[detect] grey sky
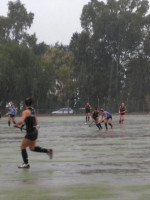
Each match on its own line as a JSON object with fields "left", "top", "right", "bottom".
{"left": 1, "top": 0, "right": 93, "bottom": 45}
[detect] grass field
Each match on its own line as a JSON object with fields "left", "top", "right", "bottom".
{"left": 1, "top": 114, "right": 150, "bottom": 200}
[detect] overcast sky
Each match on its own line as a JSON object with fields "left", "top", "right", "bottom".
{"left": 1, "top": 0, "right": 94, "bottom": 45}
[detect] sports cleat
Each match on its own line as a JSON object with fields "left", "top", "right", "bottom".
{"left": 48, "top": 149, "right": 53, "bottom": 159}
{"left": 18, "top": 163, "right": 30, "bottom": 168}
{"left": 111, "top": 126, "right": 114, "bottom": 129}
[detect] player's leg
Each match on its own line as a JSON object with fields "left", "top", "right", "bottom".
{"left": 108, "top": 117, "right": 113, "bottom": 129}
{"left": 121, "top": 115, "right": 125, "bottom": 124}
{"left": 95, "top": 118, "right": 102, "bottom": 130}
{"left": 30, "top": 140, "right": 53, "bottom": 159}
{"left": 8, "top": 115, "right": 11, "bottom": 126}
{"left": 119, "top": 115, "right": 121, "bottom": 125}
{"left": 18, "top": 138, "right": 30, "bottom": 168}
{"left": 12, "top": 116, "right": 16, "bottom": 124}
{"left": 87, "top": 113, "right": 90, "bottom": 122}
{"left": 104, "top": 118, "right": 108, "bottom": 130}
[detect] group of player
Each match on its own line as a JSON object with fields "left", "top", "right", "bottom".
{"left": 85, "top": 102, "right": 127, "bottom": 130}
{"left": 0, "top": 100, "right": 126, "bottom": 169}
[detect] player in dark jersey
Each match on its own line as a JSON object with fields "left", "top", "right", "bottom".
{"left": 119, "top": 103, "right": 127, "bottom": 125}
{"left": 100, "top": 108, "right": 113, "bottom": 130}
{"left": 85, "top": 103, "right": 92, "bottom": 124}
{"left": 14, "top": 97, "right": 53, "bottom": 168}
{"left": 91, "top": 108, "right": 102, "bottom": 130}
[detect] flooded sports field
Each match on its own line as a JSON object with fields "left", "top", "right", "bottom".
{"left": 1, "top": 114, "right": 150, "bottom": 200}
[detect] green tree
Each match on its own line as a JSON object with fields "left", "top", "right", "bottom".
{"left": 0, "top": 41, "right": 55, "bottom": 113}
{"left": 70, "top": 0, "right": 150, "bottom": 111}
{"left": 0, "top": 1, "right": 56, "bottom": 113}
{"left": 43, "top": 45, "right": 76, "bottom": 108}
{"left": 0, "top": 0, "right": 36, "bottom": 46}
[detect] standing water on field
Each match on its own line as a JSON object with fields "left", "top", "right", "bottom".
{"left": 0, "top": 114, "right": 150, "bottom": 200}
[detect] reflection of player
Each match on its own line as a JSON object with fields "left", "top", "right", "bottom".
{"left": 91, "top": 108, "right": 102, "bottom": 130}
{"left": 8, "top": 104, "right": 17, "bottom": 126}
{"left": 100, "top": 109, "right": 113, "bottom": 131}
{"left": 85, "top": 103, "right": 92, "bottom": 124}
{"left": 14, "top": 97, "right": 53, "bottom": 169}
{"left": 119, "top": 103, "right": 127, "bottom": 125}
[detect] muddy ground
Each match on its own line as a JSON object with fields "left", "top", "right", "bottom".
{"left": 0, "top": 114, "right": 150, "bottom": 200}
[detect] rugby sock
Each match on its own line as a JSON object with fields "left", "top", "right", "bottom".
{"left": 98, "top": 123, "right": 102, "bottom": 129}
{"left": 108, "top": 123, "right": 112, "bottom": 127}
{"left": 34, "top": 146, "right": 48, "bottom": 153}
{"left": 119, "top": 120, "right": 121, "bottom": 124}
{"left": 121, "top": 120, "right": 124, "bottom": 124}
{"left": 8, "top": 121, "right": 10, "bottom": 126}
{"left": 96, "top": 124, "right": 101, "bottom": 130}
{"left": 86, "top": 116, "right": 88, "bottom": 122}
{"left": 22, "top": 149, "right": 28, "bottom": 164}
{"left": 105, "top": 123, "right": 108, "bottom": 129}
{"left": 88, "top": 116, "right": 90, "bottom": 122}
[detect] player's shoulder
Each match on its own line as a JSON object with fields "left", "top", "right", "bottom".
{"left": 23, "top": 109, "right": 31, "bottom": 115}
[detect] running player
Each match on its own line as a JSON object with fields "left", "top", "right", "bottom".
{"left": 8, "top": 104, "right": 17, "bottom": 126}
{"left": 14, "top": 97, "right": 53, "bottom": 168}
{"left": 91, "top": 108, "right": 102, "bottom": 130}
{"left": 85, "top": 102, "right": 92, "bottom": 124}
{"left": 119, "top": 102, "right": 127, "bottom": 125}
{"left": 100, "top": 108, "right": 113, "bottom": 130}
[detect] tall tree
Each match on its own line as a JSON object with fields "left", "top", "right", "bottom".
{"left": 0, "top": 41, "right": 55, "bottom": 113}
{"left": 70, "top": 0, "right": 150, "bottom": 111}
{"left": 43, "top": 45, "right": 76, "bottom": 108}
{"left": 0, "top": 0, "right": 36, "bottom": 46}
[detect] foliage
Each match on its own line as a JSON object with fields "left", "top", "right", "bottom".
{"left": 0, "top": 41, "right": 55, "bottom": 113}
{"left": 70, "top": 0, "right": 150, "bottom": 112}
{"left": 0, "top": 0, "right": 35, "bottom": 45}
{"left": 43, "top": 45, "right": 76, "bottom": 108}
{"left": 1, "top": 0, "right": 150, "bottom": 113}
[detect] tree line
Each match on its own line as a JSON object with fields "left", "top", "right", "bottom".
{"left": 1, "top": 0, "right": 150, "bottom": 114}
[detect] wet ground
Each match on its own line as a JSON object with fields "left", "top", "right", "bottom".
{"left": 1, "top": 114, "right": 150, "bottom": 200}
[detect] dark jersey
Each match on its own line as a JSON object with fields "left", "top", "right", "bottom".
{"left": 85, "top": 105, "right": 91, "bottom": 113}
{"left": 25, "top": 107, "right": 38, "bottom": 141}
{"left": 92, "top": 111, "right": 99, "bottom": 119}
{"left": 119, "top": 106, "right": 126, "bottom": 115}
